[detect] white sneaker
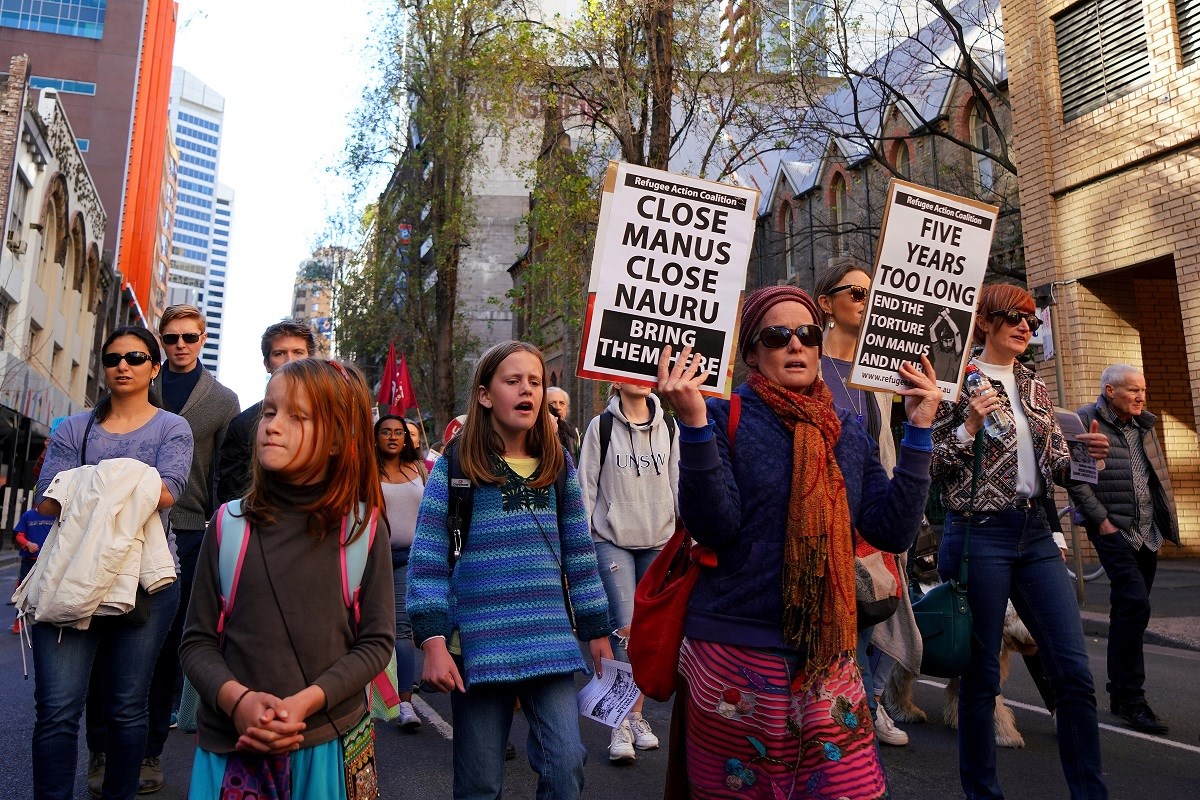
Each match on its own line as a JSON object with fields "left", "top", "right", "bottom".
{"left": 608, "top": 720, "right": 636, "bottom": 763}
{"left": 397, "top": 701, "right": 421, "bottom": 730}
{"left": 874, "top": 704, "right": 909, "bottom": 746}
{"left": 628, "top": 712, "right": 660, "bottom": 750}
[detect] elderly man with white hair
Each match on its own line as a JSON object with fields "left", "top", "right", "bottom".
{"left": 1069, "top": 364, "right": 1178, "bottom": 735}
{"left": 548, "top": 386, "right": 581, "bottom": 463}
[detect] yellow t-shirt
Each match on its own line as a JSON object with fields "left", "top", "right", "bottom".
{"left": 503, "top": 456, "right": 540, "bottom": 479}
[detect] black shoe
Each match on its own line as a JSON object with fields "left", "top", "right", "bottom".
{"left": 505, "top": 742, "right": 517, "bottom": 761}
{"left": 1116, "top": 700, "right": 1169, "bottom": 735}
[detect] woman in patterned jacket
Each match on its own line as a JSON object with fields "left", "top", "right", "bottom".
{"left": 931, "top": 283, "right": 1110, "bottom": 800}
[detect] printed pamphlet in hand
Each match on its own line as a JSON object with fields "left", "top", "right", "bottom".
{"left": 1055, "top": 407, "right": 1098, "bottom": 484}
{"left": 577, "top": 658, "right": 641, "bottom": 728}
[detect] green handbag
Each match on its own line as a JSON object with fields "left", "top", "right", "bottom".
{"left": 912, "top": 432, "right": 982, "bottom": 678}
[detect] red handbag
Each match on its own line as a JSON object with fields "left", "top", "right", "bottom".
{"left": 627, "top": 395, "right": 739, "bottom": 701}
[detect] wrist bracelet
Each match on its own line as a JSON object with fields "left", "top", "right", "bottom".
{"left": 228, "top": 688, "right": 253, "bottom": 720}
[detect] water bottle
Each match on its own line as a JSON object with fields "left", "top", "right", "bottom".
{"left": 964, "top": 364, "right": 1012, "bottom": 439}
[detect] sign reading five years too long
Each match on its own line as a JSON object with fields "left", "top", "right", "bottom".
{"left": 578, "top": 162, "right": 758, "bottom": 398}
{"left": 848, "top": 179, "right": 999, "bottom": 401}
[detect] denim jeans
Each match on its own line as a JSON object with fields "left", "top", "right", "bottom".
{"left": 856, "top": 627, "right": 878, "bottom": 713}
{"left": 142, "top": 527, "right": 202, "bottom": 757}
{"left": 392, "top": 548, "right": 416, "bottom": 694}
{"left": 32, "top": 580, "right": 180, "bottom": 800}
{"left": 941, "top": 508, "right": 1106, "bottom": 800}
{"left": 593, "top": 540, "right": 660, "bottom": 663}
{"left": 1086, "top": 526, "right": 1158, "bottom": 708}
{"left": 450, "top": 666, "right": 586, "bottom": 800}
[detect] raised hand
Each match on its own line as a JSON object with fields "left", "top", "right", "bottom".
{"left": 895, "top": 355, "right": 944, "bottom": 428}
{"left": 656, "top": 345, "right": 709, "bottom": 427}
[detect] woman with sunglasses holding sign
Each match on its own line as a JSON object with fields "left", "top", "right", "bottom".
{"left": 930, "top": 283, "right": 1110, "bottom": 800}
{"left": 656, "top": 286, "right": 941, "bottom": 799}
{"left": 29, "top": 326, "right": 193, "bottom": 800}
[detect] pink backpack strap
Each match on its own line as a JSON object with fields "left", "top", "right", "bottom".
{"left": 214, "top": 500, "right": 252, "bottom": 644}
{"left": 339, "top": 504, "right": 378, "bottom": 630}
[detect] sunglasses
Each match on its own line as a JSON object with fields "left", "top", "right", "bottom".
{"left": 826, "top": 284, "right": 869, "bottom": 302}
{"left": 161, "top": 332, "right": 201, "bottom": 345}
{"left": 753, "top": 324, "right": 824, "bottom": 349}
{"left": 988, "top": 309, "right": 1042, "bottom": 332}
{"left": 102, "top": 351, "right": 153, "bottom": 368}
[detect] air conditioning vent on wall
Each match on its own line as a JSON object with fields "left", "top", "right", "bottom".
{"left": 6, "top": 230, "right": 27, "bottom": 255}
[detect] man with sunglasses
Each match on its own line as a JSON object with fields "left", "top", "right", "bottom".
{"left": 136, "top": 304, "right": 240, "bottom": 793}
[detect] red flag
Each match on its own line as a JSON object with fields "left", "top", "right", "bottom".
{"left": 393, "top": 355, "right": 417, "bottom": 415}
{"left": 377, "top": 342, "right": 398, "bottom": 407}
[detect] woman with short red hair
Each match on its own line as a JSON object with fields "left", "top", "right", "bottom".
{"left": 931, "top": 283, "right": 1110, "bottom": 800}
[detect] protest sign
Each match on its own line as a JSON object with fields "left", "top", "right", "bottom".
{"left": 578, "top": 161, "right": 758, "bottom": 397}
{"left": 848, "top": 179, "right": 999, "bottom": 400}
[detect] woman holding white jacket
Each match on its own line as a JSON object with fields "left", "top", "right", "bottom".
{"left": 29, "top": 325, "right": 192, "bottom": 800}
{"left": 578, "top": 383, "right": 679, "bottom": 764}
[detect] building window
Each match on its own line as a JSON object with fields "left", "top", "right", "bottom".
{"left": 1181, "top": 0, "right": 1200, "bottom": 66}
{"left": 970, "top": 105, "right": 996, "bottom": 194}
{"left": 1054, "top": 0, "right": 1150, "bottom": 121}
{"left": 893, "top": 142, "right": 910, "bottom": 179}
{"left": 0, "top": 0, "right": 106, "bottom": 40}
{"left": 0, "top": 294, "right": 12, "bottom": 348}
{"left": 30, "top": 76, "right": 97, "bottom": 95}
{"left": 783, "top": 205, "right": 797, "bottom": 279}
{"left": 9, "top": 172, "right": 30, "bottom": 237}
{"left": 177, "top": 111, "right": 220, "bottom": 133}
{"left": 831, "top": 174, "right": 848, "bottom": 255}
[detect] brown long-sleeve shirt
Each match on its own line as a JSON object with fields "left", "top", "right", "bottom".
{"left": 180, "top": 479, "right": 395, "bottom": 753}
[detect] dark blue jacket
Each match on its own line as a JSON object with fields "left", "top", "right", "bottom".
{"left": 677, "top": 383, "right": 932, "bottom": 652}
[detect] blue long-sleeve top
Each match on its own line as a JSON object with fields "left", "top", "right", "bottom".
{"left": 678, "top": 383, "right": 933, "bottom": 652}
{"left": 406, "top": 454, "right": 610, "bottom": 686}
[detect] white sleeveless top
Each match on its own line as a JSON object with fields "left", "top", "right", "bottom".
{"left": 381, "top": 477, "right": 425, "bottom": 550}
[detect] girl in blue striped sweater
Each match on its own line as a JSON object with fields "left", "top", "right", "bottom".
{"left": 407, "top": 341, "right": 613, "bottom": 800}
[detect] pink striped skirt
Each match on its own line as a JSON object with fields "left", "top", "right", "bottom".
{"left": 677, "top": 637, "right": 887, "bottom": 800}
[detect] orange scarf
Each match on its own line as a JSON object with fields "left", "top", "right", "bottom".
{"left": 748, "top": 372, "right": 857, "bottom": 670}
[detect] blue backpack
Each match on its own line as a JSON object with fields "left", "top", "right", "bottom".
{"left": 214, "top": 499, "right": 378, "bottom": 642}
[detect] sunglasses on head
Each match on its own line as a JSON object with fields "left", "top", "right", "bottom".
{"left": 102, "top": 351, "right": 153, "bottom": 368}
{"left": 753, "top": 324, "right": 824, "bottom": 349}
{"left": 988, "top": 309, "right": 1041, "bottom": 332}
{"left": 161, "top": 332, "right": 201, "bottom": 345}
{"left": 826, "top": 284, "right": 869, "bottom": 302}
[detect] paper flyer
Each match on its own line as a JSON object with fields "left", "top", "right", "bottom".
{"left": 577, "top": 658, "right": 641, "bottom": 728}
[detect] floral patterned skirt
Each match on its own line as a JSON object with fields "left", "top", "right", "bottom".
{"left": 677, "top": 637, "right": 887, "bottom": 800}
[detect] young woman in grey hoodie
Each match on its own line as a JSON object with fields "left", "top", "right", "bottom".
{"left": 578, "top": 383, "right": 679, "bottom": 764}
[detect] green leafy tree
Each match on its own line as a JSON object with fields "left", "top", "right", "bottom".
{"left": 339, "top": 0, "right": 547, "bottom": 428}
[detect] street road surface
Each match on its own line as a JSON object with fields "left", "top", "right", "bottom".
{"left": 1, "top": 558, "right": 1196, "bottom": 798}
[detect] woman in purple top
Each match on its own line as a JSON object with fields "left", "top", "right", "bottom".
{"left": 31, "top": 326, "right": 193, "bottom": 800}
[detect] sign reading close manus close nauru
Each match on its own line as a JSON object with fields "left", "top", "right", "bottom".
{"left": 848, "top": 178, "right": 1000, "bottom": 401}
{"left": 578, "top": 162, "right": 759, "bottom": 398}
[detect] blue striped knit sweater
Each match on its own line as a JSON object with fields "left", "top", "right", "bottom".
{"left": 407, "top": 454, "right": 610, "bottom": 686}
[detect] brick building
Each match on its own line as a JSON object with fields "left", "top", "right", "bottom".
{"left": 1005, "top": 0, "right": 1200, "bottom": 557}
